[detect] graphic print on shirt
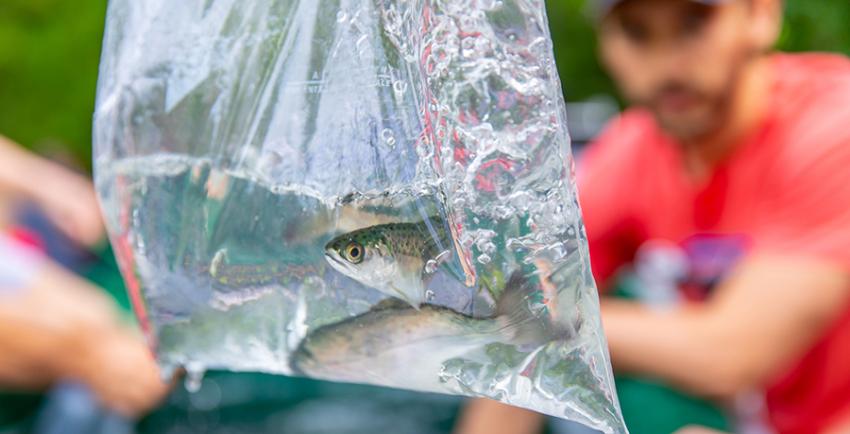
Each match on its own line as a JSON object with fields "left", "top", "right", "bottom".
{"left": 629, "top": 233, "right": 750, "bottom": 305}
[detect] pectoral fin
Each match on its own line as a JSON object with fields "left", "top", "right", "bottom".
{"left": 387, "top": 256, "right": 427, "bottom": 309}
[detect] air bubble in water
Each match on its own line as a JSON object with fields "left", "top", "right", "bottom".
{"left": 477, "top": 254, "right": 491, "bottom": 264}
{"left": 336, "top": 10, "right": 348, "bottom": 23}
{"left": 425, "top": 289, "right": 436, "bottom": 301}
{"left": 425, "top": 259, "right": 439, "bottom": 274}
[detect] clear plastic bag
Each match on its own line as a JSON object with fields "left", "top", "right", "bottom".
{"left": 93, "top": 1, "right": 627, "bottom": 432}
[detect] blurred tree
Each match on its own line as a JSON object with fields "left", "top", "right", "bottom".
{"left": 779, "top": 1, "right": 850, "bottom": 55}
{"left": 545, "top": 0, "right": 850, "bottom": 102}
{"left": 0, "top": 0, "right": 848, "bottom": 168}
{"left": 545, "top": 0, "right": 616, "bottom": 101}
{"left": 0, "top": 0, "right": 107, "bottom": 169}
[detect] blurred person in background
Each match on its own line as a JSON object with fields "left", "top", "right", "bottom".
{"left": 0, "top": 135, "right": 169, "bottom": 419}
{"left": 458, "top": 0, "right": 850, "bottom": 433}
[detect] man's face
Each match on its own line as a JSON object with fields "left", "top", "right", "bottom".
{"left": 599, "top": 0, "right": 758, "bottom": 140}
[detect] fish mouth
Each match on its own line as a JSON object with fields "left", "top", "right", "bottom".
{"left": 324, "top": 250, "right": 350, "bottom": 274}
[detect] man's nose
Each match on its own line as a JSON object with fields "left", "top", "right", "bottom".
{"left": 645, "top": 39, "right": 693, "bottom": 82}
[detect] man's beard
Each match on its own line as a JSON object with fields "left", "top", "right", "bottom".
{"left": 652, "top": 83, "right": 730, "bottom": 141}
{"left": 641, "top": 55, "right": 750, "bottom": 142}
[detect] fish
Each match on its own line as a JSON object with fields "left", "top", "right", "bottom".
{"left": 324, "top": 215, "right": 454, "bottom": 308}
{"left": 290, "top": 272, "right": 550, "bottom": 392}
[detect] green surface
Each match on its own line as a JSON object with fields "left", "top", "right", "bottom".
{"left": 0, "top": 393, "right": 39, "bottom": 434}
{"left": 617, "top": 377, "right": 729, "bottom": 434}
{"left": 610, "top": 276, "right": 730, "bottom": 434}
{"left": 139, "top": 372, "right": 462, "bottom": 434}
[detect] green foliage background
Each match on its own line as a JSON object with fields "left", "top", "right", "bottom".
{"left": 1, "top": 0, "right": 848, "bottom": 169}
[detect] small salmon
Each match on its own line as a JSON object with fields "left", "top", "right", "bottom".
{"left": 324, "top": 216, "right": 453, "bottom": 308}
{"left": 290, "top": 271, "right": 548, "bottom": 392}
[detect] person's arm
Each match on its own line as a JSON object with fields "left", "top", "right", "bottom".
{"left": 0, "top": 135, "right": 104, "bottom": 247}
{"left": 0, "top": 259, "right": 170, "bottom": 417}
{"left": 603, "top": 254, "right": 850, "bottom": 398}
{"left": 454, "top": 399, "right": 544, "bottom": 434}
{"left": 0, "top": 135, "right": 40, "bottom": 199}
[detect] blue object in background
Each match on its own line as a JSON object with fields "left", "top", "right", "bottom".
{"left": 32, "top": 383, "right": 132, "bottom": 434}
{"left": 14, "top": 203, "right": 96, "bottom": 273}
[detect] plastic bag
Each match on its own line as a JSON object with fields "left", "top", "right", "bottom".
{"left": 93, "top": 1, "right": 627, "bottom": 432}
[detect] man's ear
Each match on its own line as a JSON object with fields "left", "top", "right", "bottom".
{"left": 748, "top": 0, "right": 783, "bottom": 52}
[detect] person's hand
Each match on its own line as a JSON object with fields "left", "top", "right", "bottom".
{"left": 454, "top": 399, "right": 544, "bottom": 434}
{"left": 41, "top": 264, "right": 171, "bottom": 418}
{"left": 0, "top": 259, "right": 170, "bottom": 418}
{"left": 66, "top": 326, "right": 171, "bottom": 418}
{"left": 28, "top": 164, "right": 105, "bottom": 247}
{"left": 0, "top": 135, "right": 104, "bottom": 247}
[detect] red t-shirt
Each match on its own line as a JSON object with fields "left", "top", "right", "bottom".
{"left": 577, "top": 53, "right": 850, "bottom": 434}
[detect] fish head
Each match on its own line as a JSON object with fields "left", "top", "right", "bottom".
{"left": 325, "top": 229, "right": 394, "bottom": 283}
{"left": 324, "top": 229, "right": 425, "bottom": 307}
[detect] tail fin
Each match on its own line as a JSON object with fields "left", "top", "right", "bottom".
{"left": 495, "top": 271, "right": 549, "bottom": 345}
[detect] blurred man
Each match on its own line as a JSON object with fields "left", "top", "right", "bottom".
{"left": 458, "top": 0, "right": 850, "bottom": 433}
{"left": 0, "top": 135, "right": 169, "bottom": 418}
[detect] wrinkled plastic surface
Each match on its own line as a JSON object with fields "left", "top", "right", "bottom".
{"left": 93, "top": 1, "right": 626, "bottom": 432}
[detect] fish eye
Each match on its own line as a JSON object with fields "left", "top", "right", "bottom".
{"left": 345, "top": 242, "right": 364, "bottom": 264}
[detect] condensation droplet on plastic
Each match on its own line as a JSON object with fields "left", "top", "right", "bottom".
{"left": 381, "top": 128, "right": 396, "bottom": 148}
{"left": 425, "top": 289, "right": 436, "bottom": 301}
{"left": 506, "top": 238, "right": 522, "bottom": 251}
{"left": 184, "top": 362, "right": 206, "bottom": 393}
{"left": 393, "top": 80, "right": 408, "bottom": 95}
{"left": 355, "top": 34, "right": 369, "bottom": 52}
{"left": 336, "top": 10, "right": 348, "bottom": 23}
{"left": 479, "top": 0, "right": 503, "bottom": 10}
{"left": 416, "top": 143, "right": 431, "bottom": 158}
